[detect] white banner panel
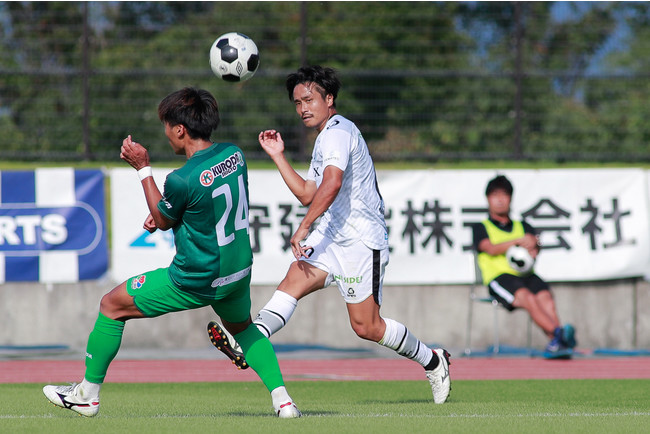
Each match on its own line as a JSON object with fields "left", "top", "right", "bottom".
{"left": 110, "top": 168, "right": 650, "bottom": 285}
{"left": 110, "top": 168, "right": 176, "bottom": 283}
{"left": 377, "top": 168, "right": 650, "bottom": 284}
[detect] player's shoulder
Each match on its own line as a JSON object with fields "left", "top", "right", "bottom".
{"left": 214, "top": 141, "right": 244, "bottom": 154}
{"left": 213, "top": 143, "right": 247, "bottom": 165}
{"left": 521, "top": 219, "right": 536, "bottom": 233}
{"left": 184, "top": 142, "right": 246, "bottom": 174}
{"left": 323, "top": 114, "right": 356, "bottom": 134}
{"left": 473, "top": 220, "right": 488, "bottom": 233}
{"left": 318, "top": 116, "right": 360, "bottom": 150}
{"left": 163, "top": 167, "right": 188, "bottom": 193}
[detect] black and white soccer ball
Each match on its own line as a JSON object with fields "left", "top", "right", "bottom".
{"left": 209, "top": 32, "right": 260, "bottom": 82}
{"left": 506, "top": 245, "right": 535, "bottom": 274}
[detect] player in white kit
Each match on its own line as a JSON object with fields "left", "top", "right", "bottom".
{"left": 209, "top": 65, "right": 451, "bottom": 404}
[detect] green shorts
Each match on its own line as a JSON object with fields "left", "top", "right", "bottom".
{"left": 126, "top": 268, "right": 252, "bottom": 323}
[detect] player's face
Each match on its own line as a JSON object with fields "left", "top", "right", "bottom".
{"left": 487, "top": 189, "right": 511, "bottom": 218}
{"left": 292, "top": 83, "right": 334, "bottom": 132}
{"left": 164, "top": 123, "right": 184, "bottom": 155}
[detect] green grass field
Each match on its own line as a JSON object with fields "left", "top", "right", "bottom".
{"left": 2, "top": 380, "right": 648, "bottom": 433}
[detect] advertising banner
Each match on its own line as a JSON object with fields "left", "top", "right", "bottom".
{"left": 0, "top": 169, "right": 108, "bottom": 283}
{"left": 110, "top": 168, "right": 176, "bottom": 283}
{"left": 377, "top": 168, "right": 649, "bottom": 284}
{"left": 110, "top": 168, "right": 650, "bottom": 285}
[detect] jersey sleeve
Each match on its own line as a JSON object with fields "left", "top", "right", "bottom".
{"left": 306, "top": 161, "right": 317, "bottom": 182}
{"left": 319, "top": 129, "right": 350, "bottom": 172}
{"left": 522, "top": 220, "right": 538, "bottom": 236}
{"left": 157, "top": 171, "right": 187, "bottom": 221}
{"left": 472, "top": 222, "right": 488, "bottom": 252}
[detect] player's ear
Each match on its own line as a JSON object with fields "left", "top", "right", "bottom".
{"left": 175, "top": 124, "right": 185, "bottom": 137}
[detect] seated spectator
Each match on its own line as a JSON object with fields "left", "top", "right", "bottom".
{"left": 472, "top": 175, "right": 576, "bottom": 357}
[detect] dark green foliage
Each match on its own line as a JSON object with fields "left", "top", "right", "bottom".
{"left": 1, "top": 2, "right": 649, "bottom": 162}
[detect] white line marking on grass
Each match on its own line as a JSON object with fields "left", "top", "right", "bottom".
{"left": 306, "top": 411, "right": 650, "bottom": 418}
{"left": 3, "top": 411, "right": 648, "bottom": 419}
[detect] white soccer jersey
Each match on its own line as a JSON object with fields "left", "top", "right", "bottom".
{"left": 306, "top": 114, "right": 388, "bottom": 250}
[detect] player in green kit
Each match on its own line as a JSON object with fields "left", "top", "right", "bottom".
{"left": 42, "top": 87, "right": 301, "bottom": 418}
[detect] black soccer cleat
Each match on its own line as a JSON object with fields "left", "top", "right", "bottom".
{"left": 207, "top": 321, "right": 249, "bottom": 370}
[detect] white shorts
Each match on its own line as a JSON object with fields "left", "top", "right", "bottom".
{"left": 298, "top": 230, "right": 389, "bottom": 304}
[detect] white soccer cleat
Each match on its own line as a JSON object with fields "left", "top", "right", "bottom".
{"left": 425, "top": 348, "right": 451, "bottom": 404}
{"left": 43, "top": 383, "right": 100, "bottom": 417}
{"left": 274, "top": 400, "right": 302, "bottom": 418}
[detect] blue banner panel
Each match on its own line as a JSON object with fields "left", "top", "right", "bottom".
{"left": 0, "top": 169, "right": 108, "bottom": 282}
{"left": 5, "top": 256, "right": 39, "bottom": 281}
{"left": 2, "top": 172, "right": 35, "bottom": 204}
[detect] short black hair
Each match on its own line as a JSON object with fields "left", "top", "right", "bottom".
{"left": 485, "top": 175, "right": 513, "bottom": 196}
{"left": 286, "top": 65, "right": 341, "bottom": 106}
{"left": 157, "top": 87, "right": 220, "bottom": 141}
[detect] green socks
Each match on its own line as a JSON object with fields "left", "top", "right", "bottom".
{"left": 235, "top": 324, "right": 285, "bottom": 392}
{"left": 84, "top": 312, "right": 125, "bottom": 383}
{"left": 83, "top": 313, "right": 284, "bottom": 393}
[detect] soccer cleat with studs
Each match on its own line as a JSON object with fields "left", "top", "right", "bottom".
{"left": 425, "top": 348, "right": 451, "bottom": 404}
{"left": 207, "top": 321, "right": 249, "bottom": 370}
{"left": 42, "top": 383, "right": 99, "bottom": 417}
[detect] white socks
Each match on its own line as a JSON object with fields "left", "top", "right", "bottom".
{"left": 379, "top": 318, "right": 434, "bottom": 367}
{"left": 271, "top": 385, "right": 291, "bottom": 404}
{"left": 80, "top": 378, "right": 101, "bottom": 398}
{"left": 254, "top": 292, "right": 434, "bottom": 368}
{"left": 254, "top": 290, "right": 298, "bottom": 338}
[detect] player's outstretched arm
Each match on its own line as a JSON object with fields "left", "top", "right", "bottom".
{"left": 259, "top": 129, "right": 317, "bottom": 205}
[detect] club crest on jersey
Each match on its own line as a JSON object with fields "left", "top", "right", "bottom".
{"left": 131, "top": 274, "right": 146, "bottom": 290}
{"left": 200, "top": 151, "right": 244, "bottom": 186}
{"left": 199, "top": 170, "right": 214, "bottom": 187}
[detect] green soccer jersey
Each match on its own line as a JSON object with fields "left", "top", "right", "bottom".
{"left": 156, "top": 142, "right": 252, "bottom": 298}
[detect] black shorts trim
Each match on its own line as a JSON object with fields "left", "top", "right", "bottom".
{"left": 488, "top": 273, "right": 549, "bottom": 311}
{"left": 372, "top": 249, "right": 380, "bottom": 305}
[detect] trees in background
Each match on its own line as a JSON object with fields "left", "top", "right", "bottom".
{"left": 0, "top": 1, "right": 648, "bottom": 161}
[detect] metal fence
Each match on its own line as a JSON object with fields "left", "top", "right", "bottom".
{"left": 1, "top": 1, "right": 649, "bottom": 163}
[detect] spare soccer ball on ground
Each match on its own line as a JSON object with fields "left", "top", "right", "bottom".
{"left": 506, "top": 245, "right": 535, "bottom": 274}
{"left": 210, "top": 32, "right": 260, "bottom": 82}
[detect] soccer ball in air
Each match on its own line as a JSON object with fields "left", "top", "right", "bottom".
{"left": 506, "top": 245, "right": 535, "bottom": 274}
{"left": 209, "top": 32, "right": 260, "bottom": 82}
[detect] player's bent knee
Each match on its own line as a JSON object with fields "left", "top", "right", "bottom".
{"left": 99, "top": 296, "right": 122, "bottom": 319}
{"left": 350, "top": 322, "right": 382, "bottom": 342}
{"left": 99, "top": 290, "right": 140, "bottom": 321}
{"left": 513, "top": 288, "right": 535, "bottom": 308}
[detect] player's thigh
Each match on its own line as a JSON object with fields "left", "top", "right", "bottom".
{"left": 329, "top": 241, "right": 388, "bottom": 305}
{"left": 488, "top": 274, "right": 526, "bottom": 311}
{"left": 100, "top": 281, "right": 145, "bottom": 320}
{"left": 126, "top": 268, "right": 207, "bottom": 318}
{"left": 276, "top": 258, "right": 328, "bottom": 300}
{"left": 525, "top": 274, "right": 550, "bottom": 294}
{"left": 278, "top": 229, "right": 332, "bottom": 299}
{"left": 210, "top": 275, "right": 253, "bottom": 324}
{"left": 518, "top": 274, "right": 552, "bottom": 307}
{"left": 512, "top": 287, "right": 537, "bottom": 309}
